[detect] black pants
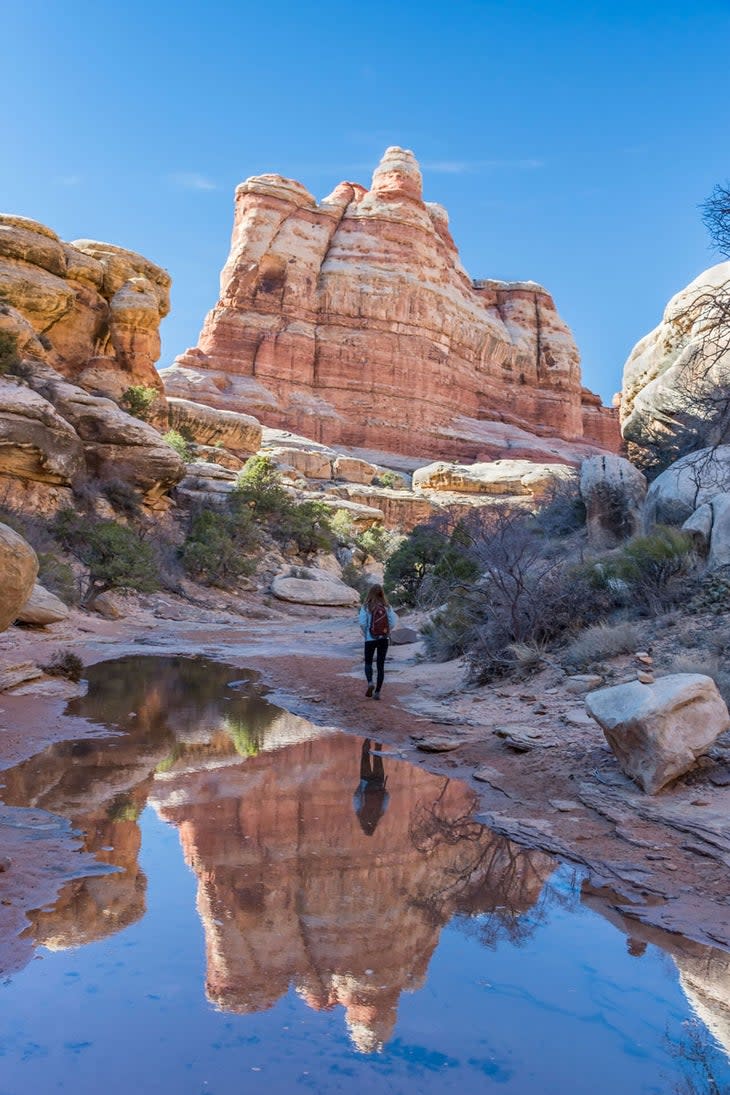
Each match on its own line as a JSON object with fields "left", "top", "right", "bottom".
{"left": 364, "top": 638, "right": 389, "bottom": 691}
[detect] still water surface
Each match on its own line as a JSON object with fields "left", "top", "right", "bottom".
{"left": 0, "top": 655, "right": 729, "bottom": 1094}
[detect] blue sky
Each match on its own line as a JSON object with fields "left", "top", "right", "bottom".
{"left": 3, "top": 0, "right": 730, "bottom": 402}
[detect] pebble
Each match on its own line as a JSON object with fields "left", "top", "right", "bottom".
{"left": 0, "top": 856, "right": 10, "bottom": 872}
{"left": 637, "top": 671, "right": 655, "bottom": 684}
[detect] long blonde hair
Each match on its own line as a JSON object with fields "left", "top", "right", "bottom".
{"left": 365, "top": 583, "right": 389, "bottom": 611}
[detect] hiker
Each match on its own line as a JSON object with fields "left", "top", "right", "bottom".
{"left": 353, "top": 738, "right": 389, "bottom": 836}
{"left": 358, "top": 583, "right": 397, "bottom": 700}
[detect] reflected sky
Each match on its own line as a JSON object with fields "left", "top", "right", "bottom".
{"left": 0, "top": 655, "right": 728, "bottom": 1094}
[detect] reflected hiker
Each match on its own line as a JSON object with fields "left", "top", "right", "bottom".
{"left": 353, "top": 738, "right": 390, "bottom": 836}
{"left": 358, "top": 584, "right": 397, "bottom": 700}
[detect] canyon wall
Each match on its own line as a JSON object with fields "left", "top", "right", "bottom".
{"left": 163, "top": 147, "right": 618, "bottom": 464}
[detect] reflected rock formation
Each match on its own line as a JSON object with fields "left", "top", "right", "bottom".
{"left": 151, "top": 734, "right": 553, "bottom": 1052}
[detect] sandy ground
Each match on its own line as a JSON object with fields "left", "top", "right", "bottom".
{"left": 2, "top": 591, "right": 730, "bottom": 976}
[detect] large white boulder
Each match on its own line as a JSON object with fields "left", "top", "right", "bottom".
{"left": 621, "top": 262, "right": 730, "bottom": 469}
{"left": 580, "top": 454, "right": 646, "bottom": 547}
{"left": 271, "top": 566, "right": 359, "bottom": 606}
{"left": 644, "top": 444, "right": 730, "bottom": 528}
{"left": 586, "top": 673, "right": 730, "bottom": 793}
{"left": 167, "top": 397, "right": 262, "bottom": 453}
{"left": 0, "top": 522, "right": 38, "bottom": 631}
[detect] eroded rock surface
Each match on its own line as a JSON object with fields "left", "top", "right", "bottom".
{"left": 580, "top": 454, "right": 647, "bottom": 547}
{"left": 162, "top": 147, "right": 617, "bottom": 462}
{"left": 0, "top": 216, "right": 170, "bottom": 397}
{"left": 621, "top": 262, "right": 730, "bottom": 470}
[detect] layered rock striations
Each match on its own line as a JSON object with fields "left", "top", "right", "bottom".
{"left": 163, "top": 148, "right": 618, "bottom": 463}
{"left": 0, "top": 215, "right": 170, "bottom": 399}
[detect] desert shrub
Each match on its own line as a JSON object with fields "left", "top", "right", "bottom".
{"left": 37, "top": 552, "right": 80, "bottom": 604}
{"left": 233, "top": 455, "right": 291, "bottom": 517}
{"left": 102, "top": 477, "right": 142, "bottom": 517}
{"left": 330, "top": 508, "right": 356, "bottom": 544}
{"left": 374, "top": 470, "right": 399, "bottom": 489}
{"left": 273, "top": 499, "right": 335, "bottom": 555}
{"left": 384, "top": 519, "right": 479, "bottom": 606}
{"left": 0, "top": 330, "right": 21, "bottom": 375}
{"left": 52, "top": 509, "right": 160, "bottom": 594}
{"left": 120, "top": 384, "right": 158, "bottom": 422}
{"left": 534, "top": 477, "right": 586, "bottom": 536}
{"left": 164, "top": 429, "right": 193, "bottom": 462}
{"left": 561, "top": 620, "right": 642, "bottom": 670}
{"left": 355, "top": 523, "right": 398, "bottom": 562}
{"left": 607, "top": 526, "right": 697, "bottom": 613}
{"left": 181, "top": 507, "right": 259, "bottom": 586}
{"left": 42, "top": 650, "right": 84, "bottom": 682}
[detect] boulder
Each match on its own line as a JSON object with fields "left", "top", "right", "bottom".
{"left": 682, "top": 503, "right": 714, "bottom": 554}
{"left": 621, "top": 262, "right": 730, "bottom": 470}
{"left": 0, "top": 522, "right": 38, "bottom": 631}
{"left": 390, "top": 626, "right": 419, "bottom": 645}
{"left": 0, "top": 375, "right": 85, "bottom": 485}
{"left": 27, "top": 365, "right": 185, "bottom": 503}
{"left": 161, "top": 147, "right": 617, "bottom": 462}
{"left": 580, "top": 454, "right": 647, "bottom": 547}
{"left": 412, "top": 459, "right": 575, "bottom": 497}
{"left": 644, "top": 445, "right": 730, "bottom": 528}
{"left": 0, "top": 661, "right": 43, "bottom": 691}
{"left": 167, "top": 397, "right": 262, "bottom": 453}
{"left": 271, "top": 568, "right": 359, "bottom": 606}
{"left": 88, "top": 591, "right": 126, "bottom": 619}
{"left": 706, "top": 494, "right": 730, "bottom": 571}
{"left": 15, "top": 581, "right": 69, "bottom": 625}
{"left": 333, "top": 456, "right": 378, "bottom": 485}
{"left": 266, "top": 446, "right": 333, "bottom": 480}
{"left": 585, "top": 673, "right": 730, "bottom": 793}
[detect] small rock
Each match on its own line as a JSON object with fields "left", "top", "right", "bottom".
{"left": 0, "top": 856, "right": 11, "bottom": 872}
{"left": 89, "top": 591, "right": 126, "bottom": 619}
{"left": 548, "top": 799, "right": 580, "bottom": 813}
{"left": 532, "top": 703, "right": 548, "bottom": 715}
{"left": 635, "top": 652, "right": 653, "bottom": 665}
{"left": 0, "top": 662, "right": 43, "bottom": 692}
{"left": 566, "top": 674, "right": 604, "bottom": 695}
{"left": 637, "top": 671, "right": 655, "bottom": 684}
{"left": 709, "top": 770, "right": 730, "bottom": 787}
{"left": 411, "top": 736, "right": 461, "bottom": 753}
{"left": 473, "top": 765, "right": 507, "bottom": 784}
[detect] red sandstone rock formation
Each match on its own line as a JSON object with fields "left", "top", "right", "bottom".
{"left": 163, "top": 147, "right": 618, "bottom": 463}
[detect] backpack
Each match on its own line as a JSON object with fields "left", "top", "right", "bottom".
{"left": 370, "top": 603, "right": 390, "bottom": 638}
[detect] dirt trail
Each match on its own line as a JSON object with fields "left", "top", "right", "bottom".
{"left": 2, "top": 596, "right": 730, "bottom": 968}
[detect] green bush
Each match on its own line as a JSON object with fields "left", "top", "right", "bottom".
{"left": 0, "top": 330, "right": 21, "bottom": 375}
{"left": 330, "top": 508, "right": 356, "bottom": 544}
{"left": 384, "top": 520, "right": 479, "bottom": 606}
{"left": 164, "top": 429, "right": 193, "bottom": 462}
{"left": 181, "top": 507, "right": 259, "bottom": 586}
{"left": 355, "top": 523, "right": 398, "bottom": 562}
{"left": 274, "top": 499, "right": 334, "bottom": 555}
{"left": 119, "top": 385, "right": 158, "bottom": 422}
{"left": 233, "top": 455, "right": 291, "bottom": 517}
{"left": 53, "top": 509, "right": 160, "bottom": 594}
{"left": 374, "top": 470, "right": 399, "bottom": 489}
{"left": 607, "top": 526, "right": 696, "bottom": 612}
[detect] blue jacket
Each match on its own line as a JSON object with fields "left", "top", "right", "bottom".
{"left": 359, "top": 604, "right": 398, "bottom": 642}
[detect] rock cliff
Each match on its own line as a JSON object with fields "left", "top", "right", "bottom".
{"left": 0, "top": 215, "right": 170, "bottom": 401}
{"left": 163, "top": 147, "right": 618, "bottom": 464}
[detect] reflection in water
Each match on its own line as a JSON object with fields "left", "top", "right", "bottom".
{"left": 1, "top": 654, "right": 729, "bottom": 1083}
{"left": 1, "top": 656, "right": 553, "bottom": 1055}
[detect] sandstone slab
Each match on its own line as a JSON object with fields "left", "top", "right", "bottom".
{"left": 15, "top": 582, "right": 69, "bottom": 625}
{"left": 167, "top": 397, "right": 262, "bottom": 453}
{"left": 585, "top": 674, "right": 730, "bottom": 793}
{"left": 413, "top": 459, "right": 575, "bottom": 496}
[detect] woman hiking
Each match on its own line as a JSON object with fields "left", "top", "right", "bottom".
{"left": 358, "top": 584, "right": 397, "bottom": 700}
